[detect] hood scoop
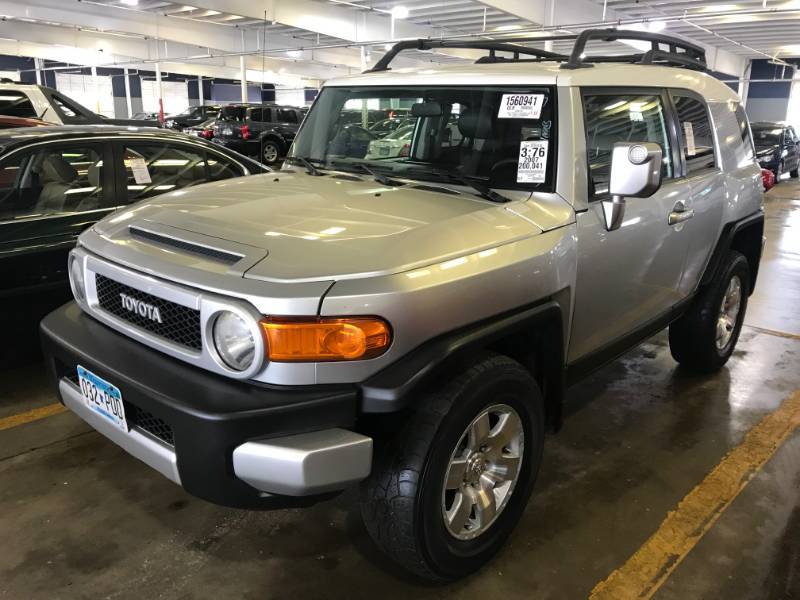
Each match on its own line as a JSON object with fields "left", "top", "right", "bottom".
{"left": 129, "top": 226, "right": 245, "bottom": 265}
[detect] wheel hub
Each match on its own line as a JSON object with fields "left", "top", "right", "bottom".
{"left": 441, "top": 404, "right": 525, "bottom": 540}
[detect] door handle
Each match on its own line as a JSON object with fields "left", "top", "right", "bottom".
{"left": 668, "top": 203, "right": 695, "bottom": 226}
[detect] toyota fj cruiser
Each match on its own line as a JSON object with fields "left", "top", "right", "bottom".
{"left": 40, "top": 30, "right": 764, "bottom": 581}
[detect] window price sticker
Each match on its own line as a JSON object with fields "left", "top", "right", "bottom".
{"left": 517, "top": 140, "right": 548, "bottom": 183}
{"left": 683, "top": 121, "right": 697, "bottom": 156}
{"left": 129, "top": 157, "right": 152, "bottom": 184}
{"left": 498, "top": 94, "right": 545, "bottom": 119}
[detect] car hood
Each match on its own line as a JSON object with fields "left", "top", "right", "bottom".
{"left": 756, "top": 144, "right": 779, "bottom": 158}
{"left": 93, "top": 172, "right": 543, "bottom": 283}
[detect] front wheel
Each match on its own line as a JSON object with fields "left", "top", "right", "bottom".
{"left": 359, "top": 354, "right": 544, "bottom": 582}
{"left": 669, "top": 251, "right": 750, "bottom": 372}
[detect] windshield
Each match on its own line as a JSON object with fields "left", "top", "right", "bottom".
{"left": 752, "top": 128, "right": 782, "bottom": 147}
{"left": 291, "top": 85, "right": 556, "bottom": 191}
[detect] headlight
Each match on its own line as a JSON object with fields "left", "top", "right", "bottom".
{"left": 212, "top": 311, "right": 256, "bottom": 371}
{"left": 782, "top": 148, "right": 789, "bottom": 158}
{"left": 69, "top": 255, "right": 85, "bottom": 301}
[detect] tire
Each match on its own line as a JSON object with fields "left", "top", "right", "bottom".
{"left": 669, "top": 251, "right": 750, "bottom": 373}
{"left": 359, "top": 354, "right": 544, "bottom": 582}
{"left": 261, "top": 140, "right": 281, "bottom": 165}
{"left": 774, "top": 161, "right": 783, "bottom": 183}
{"left": 791, "top": 167, "right": 799, "bottom": 178}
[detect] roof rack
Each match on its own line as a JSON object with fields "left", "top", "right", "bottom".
{"left": 367, "top": 28, "right": 707, "bottom": 73}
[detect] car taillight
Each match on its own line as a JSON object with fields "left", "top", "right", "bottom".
{"left": 399, "top": 143, "right": 410, "bottom": 157}
{"left": 201, "top": 129, "right": 212, "bottom": 139}
{"left": 241, "top": 125, "right": 250, "bottom": 140}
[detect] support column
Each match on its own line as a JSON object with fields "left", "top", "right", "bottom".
{"left": 155, "top": 62, "right": 164, "bottom": 123}
{"left": 544, "top": 0, "right": 555, "bottom": 53}
{"left": 123, "top": 67, "right": 132, "bottom": 118}
{"left": 240, "top": 55, "right": 247, "bottom": 102}
{"left": 198, "top": 76, "right": 204, "bottom": 105}
{"left": 91, "top": 66, "right": 100, "bottom": 114}
{"left": 34, "top": 58, "right": 44, "bottom": 85}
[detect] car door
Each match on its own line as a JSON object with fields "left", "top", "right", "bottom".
{"left": 669, "top": 91, "right": 726, "bottom": 295}
{"left": 112, "top": 138, "right": 250, "bottom": 206}
{"left": 786, "top": 127, "right": 800, "bottom": 172}
{"left": 568, "top": 88, "right": 691, "bottom": 363}
{"left": 0, "top": 139, "right": 113, "bottom": 298}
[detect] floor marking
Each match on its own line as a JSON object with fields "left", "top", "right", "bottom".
{"left": 0, "top": 403, "right": 67, "bottom": 432}
{"left": 590, "top": 389, "right": 800, "bottom": 600}
{"left": 743, "top": 324, "right": 800, "bottom": 342}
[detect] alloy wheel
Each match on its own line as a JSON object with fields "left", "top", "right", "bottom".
{"left": 716, "top": 274, "right": 742, "bottom": 351}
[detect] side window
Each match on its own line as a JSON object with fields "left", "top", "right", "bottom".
{"left": 733, "top": 104, "right": 755, "bottom": 161}
{"left": 583, "top": 91, "right": 673, "bottom": 197}
{"left": 672, "top": 94, "right": 716, "bottom": 174}
{"left": 249, "top": 108, "right": 263, "bottom": 122}
{"left": 0, "top": 144, "right": 105, "bottom": 220}
{"left": 277, "top": 109, "right": 298, "bottom": 124}
{"left": 121, "top": 143, "right": 209, "bottom": 203}
{"left": 0, "top": 91, "right": 37, "bottom": 118}
{"left": 207, "top": 153, "right": 245, "bottom": 181}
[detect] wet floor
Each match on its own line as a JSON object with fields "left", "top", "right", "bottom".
{"left": 1, "top": 183, "right": 799, "bottom": 599}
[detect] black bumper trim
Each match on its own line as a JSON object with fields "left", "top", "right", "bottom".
{"left": 41, "top": 302, "right": 358, "bottom": 509}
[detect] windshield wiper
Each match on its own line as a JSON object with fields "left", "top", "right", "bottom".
{"left": 329, "top": 160, "right": 404, "bottom": 187}
{"left": 404, "top": 168, "right": 512, "bottom": 204}
{"left": 284, "top": 156, "right": 323, "bottom": 176}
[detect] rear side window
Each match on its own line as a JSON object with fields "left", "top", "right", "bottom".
{"left": 277, "top": 109, "right": 298, "bottom": 123}
{"left": 733, "top": 104, "right": 755, "bottom": 161}
{"left": 672, "top": 93, "right": 716, "bottom": 174}
{"left": 583, "top": 91, "right": 673, "bottom": 197}
{"left": 0, "top": 91, "right": 37, "bottom": 118}
{"left": 249, "top": 108, "right": 263, "bottom": 122}
{"left": 120, "top": 143, "right": 243, "bottom": 203}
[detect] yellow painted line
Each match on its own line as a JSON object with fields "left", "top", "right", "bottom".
{"left": 0, "top": 403, "right": 67, "bottom": 432}
{"left": 744, "top": 324, "right": 800, "bottom": 342}
{"left": 590, "top": 389, "right": 800, "bottom": 600}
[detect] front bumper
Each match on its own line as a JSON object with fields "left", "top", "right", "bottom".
{"left": 41, "top": 302, "right": 371, "bottom": 509}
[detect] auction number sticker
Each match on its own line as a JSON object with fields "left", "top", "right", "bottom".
{"left": 517, "top": 140, "right": 548, "bottom": 183}
{"left": 498, "top": 94, "right": 544, "bottom": 119}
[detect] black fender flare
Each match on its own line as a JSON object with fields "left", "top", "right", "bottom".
{"left": 359, "top": 300, "right": 565, "bottom": 428}
{"left": 700, "top": 210, "right": 765, "bottom": 293}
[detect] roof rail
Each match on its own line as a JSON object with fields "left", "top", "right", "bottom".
{"left": 561, "top": 28, "right": 706, "bottom": 70}
{"left": 367, "top": 28, "right": 707, "bottom": 73}
{"left": 367, "top": 38, "right": 569, "bottom": 72}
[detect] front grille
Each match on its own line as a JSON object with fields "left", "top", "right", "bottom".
{"left": 127, "top": 404, "right": 175, "bottom": 446}
{"left": 95, "top": 274, "right": 202, "bottom": 351}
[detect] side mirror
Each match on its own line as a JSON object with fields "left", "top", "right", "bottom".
{"left": 603, "top": 142, "right": 663, "bottom": 231}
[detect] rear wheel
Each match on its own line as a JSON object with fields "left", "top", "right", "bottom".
{"left": 261, "top": 140, "right": 281, "bottom": 165}
{"left": 669, "top": 251, "right": 750, "bottom": 372}
{"left": 360, "top": 354, "right": 544, "bottom": 582}
{"left": 791, "top": 166, "right": 799, "bottom": 178}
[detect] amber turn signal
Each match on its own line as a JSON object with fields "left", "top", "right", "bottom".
{"left": 260, "top": 317, "right": 391, "bottom": 362}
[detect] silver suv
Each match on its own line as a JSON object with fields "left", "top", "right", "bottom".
{"left": 41, "top": 30, "right": 764, "bottom": 581}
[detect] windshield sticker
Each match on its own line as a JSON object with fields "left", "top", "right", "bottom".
{"left": 517, "top": 140, "right": 548, "bottom": 183}
{"left": 683, "top": 122, "right": 697, "bottom": 156}
{"left": 498, "top": 94, "right": 545, "bottom": 119}
{"left": 129, "top": 157, "right": 151, "bottom": 184}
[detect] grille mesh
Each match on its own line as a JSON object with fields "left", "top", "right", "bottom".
{"left": 95, "top": 274, "right": 202, "bottom": 350}
{"left": 127, "top": 404, "right": 175, "bottom": 446}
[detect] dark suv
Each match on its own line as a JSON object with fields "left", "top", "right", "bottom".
{"left": 212, "top": 103, "right": 304, "bottom": 165}
{"left": 164, "top": 105, "right": 221, "bottom": 131}
{"left": 752, "top": 121, "right": 800, "bottom": 181}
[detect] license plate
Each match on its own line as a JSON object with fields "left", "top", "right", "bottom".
{"left": 189, "top": 130, "right": 199, "bottom": 136}
{"left": 223, "top": 128, "right": 233, "bottom": 135}
{"left": 379, "top": 146, "right": 390, "bottom": 155}
{"left": 77, "top": 365, "right": 127, "bottom": 432}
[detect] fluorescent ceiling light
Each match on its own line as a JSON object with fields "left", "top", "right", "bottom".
{"left": 120, "top": 0, "right": 139, "bottom": 5}
{"left": 391, "top": 5, "right": 409, "bottom": 19}
{"left": 699, "top": 4, "right": 739, "bottom": 11}
{"left": 494, "top": 25, "right": 522, "bottom": 32}
{"left": 781, "top": 44, "right": 800, "bottom": 54}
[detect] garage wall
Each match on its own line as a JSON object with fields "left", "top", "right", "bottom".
{"left": 746, "top": 59, "right": 797, "bottom": 123}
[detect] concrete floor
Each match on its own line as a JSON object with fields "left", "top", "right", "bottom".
{"left": 2, "top": 182, "right": 800, "bottom": 599}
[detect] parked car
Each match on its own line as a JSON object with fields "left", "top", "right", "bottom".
{"left": 0, "top": 126, "right": 265, "bottom": 300}
{"left": 368, "top": 117, "right": 413, "bottom": 137}
{"left": 0, "top": 82, "right": 160, "bottom": 127}
{"left": 212, "top": 103, "right": 304, "bottom": 165}
{"left": 0, "top": 115, "right": 58, "bottom": 128}
{"left": 41, "top": 30, "right": 764, "bottom": 583}
{"left": 164, "top": 105, "right": 221, "bottom": 131}
{"left": 751, "top": 121, "right": 800, "bottom": 181}
{"left": 364, "top": 123, "right": 415, "bottom": 159}
{"left": 132, "top": 111, "right": 159, "bottom": 121}
{"left": 762, "top": 167, "right": 776, "bottom": 191}
{"left": 183, "top": 117, "right": 216, "bottom": 139}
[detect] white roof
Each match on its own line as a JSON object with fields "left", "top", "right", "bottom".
{"left": 326, "top": 61, "right": 740, "bottom": 103}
